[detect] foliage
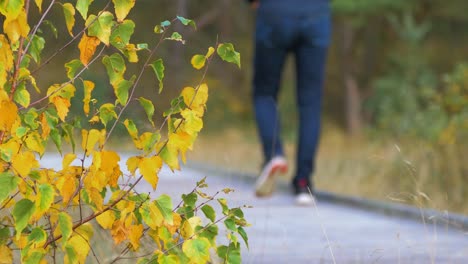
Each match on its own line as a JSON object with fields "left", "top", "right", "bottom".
{"left": 0, "top": 0, "right": 246, "bottom": 263}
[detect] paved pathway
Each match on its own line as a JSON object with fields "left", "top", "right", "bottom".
{"left": 40, "top": 155, "right": 468, "bottom": 263}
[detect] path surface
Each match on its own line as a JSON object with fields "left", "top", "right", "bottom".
{"left": 40, "top": 155, "right": 468, "bottom": 264}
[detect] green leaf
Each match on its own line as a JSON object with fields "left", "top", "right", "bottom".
{"left": 62, "top": 3, "right": 76, "bottom": 36}
{"left": 99, "top": 103, "right": 117, "bottom": 127}
{"left": 0, "top": 172, "right": 19, "bottom": 205}
{"left": 58, "top": 212, "right": 73, "bottom": 242}
{"left": 23, "top": 249, "right": 46, "bottom": 264}
{"left": 150, "top": 59, "right": 164, "bottom": 93}
{"left": 191, "top": 54, "right": 206, "bottom": 70}
{"left": 218, "top": 198, "right": 229, "bottom": 215}
{"left": 29, "top": 35, "right": 45, "bottom": 63}
{"left": 110, "top": 19, "right": 135, "bottom": 50}
{"left": 197, "top": 224, "right": 218, "bottom": 246}
{"left": 50, "top": 129, "right": 62, "bottom": 155}
{"left": 137, "top": 43, "right": 148, "bottom": 50}
{"left": 14, "top": 85, "right": 30, "bottom": 108}
{"left": 217, "top": 243, "right": 241, "bottom": 264}
{"left": 138, "top": 97, "right": 155, "bottom": 126}
{"left": 13, "top": 199, "right": 36, "bottom": 239}
{"left": 238, "top": 227, "right": 248, "bottom": 249}
{"left": 28, "top": 227, "right": 47, "bottom": 247}
{"left": 102, "top": 53, "right": 126, "bottom": 85}
{"left": 201, "top": 205, "right": 216, "bottom": 222}
{"left": 165, "top": 32, "right": 184, "bottom": 44}
{"left": 123, "top": 119, "right": 138, "bottom": 141}
{"left": 0, "top": 227, "right": 10, "bottom": 245}
{"left": 158, "top": 254, "right": 179, "bottom": 264}
{"left": 76, "top": 0, "right": 94, "bottom": 20}
{"left": 114, "top": 77, "right": 133, "bottom": 106}
{"left": 177, "top": 16, "right": 196, "bottom": 29}
{"left": 155, "top": 194, "right": 173, "bottom": 225}
{"left": 65, "top": 59, "right": 83, "bottom": 80}
{"left": 182, "top": 192, "right": 197, "bottom": 207}
{"left": 43, "top": 20, "right": 58, "bottom": 39}
{"left": 182, "top": 237, "right": 211, "bottom": 264}
{"left": 224, "top": 218, "right": 237, "bottom": 232}
{"left": 217, "top": 43, "right": 241, "bottom": 68}
{"left": 15, "top": 126, "right": 28, "bottom": 137}
{"left": 86, "top": 12, "right": 114, "bottom": 45}
{"left": 112, "top": 0, "right": 135, "bottom": 22}
{"left": 140, "top": 132, "right": 160, "bottom": 153}
{"left": 37, "top": 184, "right": 55, "bottom": 213}
{"left": 62, "top": 123, "right": 76, "bottom": 153}
{"left": 0, "top": 0, "right": 24, "bottom": 18}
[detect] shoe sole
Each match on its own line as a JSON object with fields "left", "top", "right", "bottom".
{"left": 255, "top": 161, "right": 287, "bottom": 197}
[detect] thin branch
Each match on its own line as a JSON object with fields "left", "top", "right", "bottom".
{"left": 19, "top": 0, "right": 57, "bottom": 65}
{"left": 31, "top": 0, "right": 112, "bottom": 75}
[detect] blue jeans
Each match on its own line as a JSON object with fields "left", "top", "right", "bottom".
{"left": 253, "top": 10, "right": 331, "bottom": 186}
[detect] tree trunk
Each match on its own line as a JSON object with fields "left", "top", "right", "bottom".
{"left": 339, "top": 21, "right": 363, "bottom": 136}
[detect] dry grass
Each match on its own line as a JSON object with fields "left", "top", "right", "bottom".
{"left": 188, "top": 125, "right": 468, "bottom": 215}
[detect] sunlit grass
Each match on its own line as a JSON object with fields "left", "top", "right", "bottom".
{"left": 188, "top": 124, "right": 468, "bottom": 215}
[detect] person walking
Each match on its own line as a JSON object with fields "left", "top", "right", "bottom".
{"left": 249, "top": 0, "right": 331, "bottom": 205}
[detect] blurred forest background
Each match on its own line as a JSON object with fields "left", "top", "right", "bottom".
{"left": 9, "top": 0, "right": 468, "bottom": 214}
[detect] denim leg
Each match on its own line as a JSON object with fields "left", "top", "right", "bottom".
{"left": 293, "top": 16, "right": 330, "bottom": 184}
{"left": 253, "top": 16, "right": 290, "bottom": 161}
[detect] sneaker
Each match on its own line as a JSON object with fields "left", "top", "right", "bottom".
{"left": 293, "top": 179, "right": 315, "bottom": 206}
{"left": 255, "top": 156, "right": 288, "bottom": 197}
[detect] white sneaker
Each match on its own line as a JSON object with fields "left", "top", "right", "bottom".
{"left": 255, "top": 156, "right": 288, "bottom": 197}
{"left": 295, "top": 192, "right": 315, "bottom": 206}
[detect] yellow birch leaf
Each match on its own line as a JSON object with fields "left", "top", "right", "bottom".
{"left": 0, "top": 99, "right": 18, "bottom": 132}
{"left": 0, "top": 34, "right": 13, "bottom": 71}
{"left": 88, "top": 187, "right": 103, "bottom": 210}
{"left": 181, "top": 83, "right": 208, "bottom": 116}
{"left": 40, "top": 113, "right": 50, "bottom": 138}
{"left": 82, "top": 80, "right": 95, "bottom": 116}
{"left": 56, "top": 175, "right": 76, "bottom": 204}
{"left": 78, "top": 34, "right": 100, "bottom": 65}
{"left": 96, "top": 210, "right": 115, "bottom": 229}
{"left": 12, "top": 151, "right": 39, "bottom": 177}
{"left": 0, "top": 245, "right": 13, "bottom": 263}
{"left": 62, "top": 3, "right": 75, "bottom": 36}
{"left": 35, "top": 0, "right": 43, "bottom": 12}
{"left": 3, "top": 10, "right": 30, "bottom": 44}
{"left": 52, "top": 96, "right": 71, "bottom": 122}
{"left": 140, "top": 201, "right": 163, "bottom": 230}
{"left": 112, "top": 0, "right": 136, "bottom": 22}
{"left": 168, "top": 131, "right": 192, "bottom": 163}
{"left": 181, "top": 109, "right": 203, "bottom": 135}
{"left": 138, "top": 156, "right": 162, "bottom": 189}
{"left": 99, "top": 150, "right": 121, "bottom": 187}
{"left": 81, "top": 129, "right": 103, "bottom": 155}
{"left": 128, "top": 224, "right": 143, "bottom": 250}
{"left": 126, "top": 156, "right": 140, "bottom": 175}
{"left": 110, "top": 219, "right": 127, "bottom": 245}
{"left": 62, "top": 153, "right": 76, "bottom": 170}
{"left": 206, "top": 46, "right": 215, "bottom": 58}
{"left": 65, "top": 224, "right": 93, "bottom": 264}
{"left": 25, "top": 131, "right": 45, "bottom": 156}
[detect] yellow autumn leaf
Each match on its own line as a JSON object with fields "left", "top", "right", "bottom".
{"left": 56, "top": 175, "right": 76, "bottom": 204}
{"left": 0, "top": 99, "right": 18, "bottom": 132}
{"left": 140, "top": 201, "right": 164, "bottom": 230}
{"left": 35, "top": 0, "right": 43, "bottom": 12}
{"left": 110, "top": 219, "right": 128, "bottom": 245}
{"left": 96, "top": 210, "right": 115, "bottom": 229}
{"left": 113, "top": 0, "right": 136, "bottom": 22}
{"left": 0, "top": 245, "right": 13, "bottom": 263}
{"left": 181, "top": 83, "right": 208, "bottom": 116}
{"left": 128, "top": 224, "right": 143, "bottom": 250}
{"left": 0, "top": 34, "right": 13, "bottom": 71}
{"left": 12, "top": 151, "right": 39, "bottom": 177}
{"left": 65, "top": 224, "right": 93, "bottom": 264}
{"left": 81, "top": 129, "right": 104, "bottom": 155}
{"left": 138, "top": 156, "right": 162, "bottom": 189}
{"left": 206, "top": 46, "right": 215, "bottom": 58}
{"left": 25, "top": 131, "right": 45, "bottom": 156}
{"left": 180, "top": 109, "right": 203, "bottom": 135}
{"left": 88, "top": 187, "right": 104, "bottom": 210}
{"left": 168, "top": 131, "right": 193, "bottom": 164}
{"left": 3, "top": 10, "right": 30, "bottom": 44}
{"left": 40, "top": 113, "right": 50, "bottom": 138}
{"left": 82, "top": 80, "right": 95, "bottom": 116}
{"left": 62, "top": 153, "right": 77, "bottom": 170}
{"left": 52, "top": 97, "right": 71, "bottom": 122}
{"left": 62, "top": 3, "right": 75, "bottom": 36}
{"left": 98, "top": 150, "right": 121, "bottom": 187}
{"left": 78, "top": 34, "right": 100, "bottom": 65}
{"left": 126, "top": 156, "right": 140, "bottom": 175}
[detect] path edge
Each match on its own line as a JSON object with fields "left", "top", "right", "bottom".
{"left": 186, "top": 161, "right": 468, "bottom": 231}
